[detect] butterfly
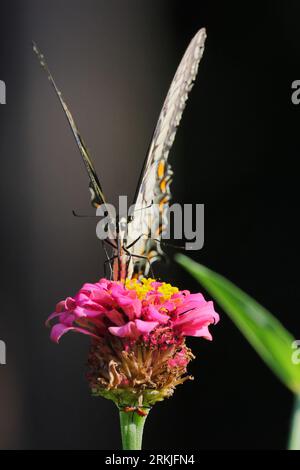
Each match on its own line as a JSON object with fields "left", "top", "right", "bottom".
{"left": 33, "top": 28, "right": 206, "bottom": 281}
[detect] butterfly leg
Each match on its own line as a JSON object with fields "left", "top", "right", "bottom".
{"left": 125, "top": 252, "right": 132, "bottom": 281}
{"left": 102, "top": 241, "right": 113, "bottom": 278}
{"left": 103, "top": 238, "right": 117, "bottom": 249}
{"left": 102, "top": 239, "right": 118, "bottom": 279}
{"left": 104, "top": 255, "right": 118, "bottom": 280}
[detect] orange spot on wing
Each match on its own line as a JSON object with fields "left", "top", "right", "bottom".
{"left": 157, "top": 161, "right": 165, "bottom": 179}
{"left": 159, "top": 196, "right": 168, "bottom": 210}
{"left": 160, "top": 178, "right": 167, "bottom": 193}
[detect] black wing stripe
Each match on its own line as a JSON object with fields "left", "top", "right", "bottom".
{"left": 33, "top": 41, "right": 106, "bottom": 208}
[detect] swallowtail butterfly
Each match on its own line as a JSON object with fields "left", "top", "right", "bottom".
{"left": 33, "top": 28, "right": 206, "bottom": 281}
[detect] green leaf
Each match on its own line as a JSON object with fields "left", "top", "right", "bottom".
{"left": 176, "top": 254, "right": 300, "bottom": 394}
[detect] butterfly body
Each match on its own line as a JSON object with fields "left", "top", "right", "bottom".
{"left": 33, "top": 28, "right": 207, "bottom": 281}
{"left": 106, "top": 215, "right": 155, "bottom": 281}
{"left": 112, "top": 216, "right": 133, "bottom": 282}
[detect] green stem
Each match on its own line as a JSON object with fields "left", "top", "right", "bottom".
{"left": 119, "top": 408, "right": 149, "bottom": 450}
{"left": 288, "top": 394, "right": 300, "bottom": 450}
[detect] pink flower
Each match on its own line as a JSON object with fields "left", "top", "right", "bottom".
{"left": 47, "top": 278, "right": 219, "bottom": 344}
{"left": 47, "top": 277, "right": 220, "bottom": 405}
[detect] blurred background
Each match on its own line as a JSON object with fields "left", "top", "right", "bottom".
{"left": 0, "top": 0, "right": 299, "bottom": 449}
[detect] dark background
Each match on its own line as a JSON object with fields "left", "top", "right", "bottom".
{"left": 0, "top": 0, "right": 299, "bottom": 450}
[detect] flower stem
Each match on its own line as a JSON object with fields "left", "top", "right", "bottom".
{"left": 119, "top": 408, "right": 149, "bottom": 450}
{"left": 288, "top": 393, "right": 300, "bottom": 450}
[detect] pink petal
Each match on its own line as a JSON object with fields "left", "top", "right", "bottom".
{"left": 105, "top": 309, "right": 125, "bottom": 326}
{"left": 160, "top": 301, "right": 177, "bottom": 312}
{"left": 55, "top": 300, "right": 66, "bottom": 313}
{"left": 109, "top": 321, "right": 138, "bottom": 338}
{"left": 146, "top": 305, "right": 169, "bottom": 324}
{"left": 178, "top": 325, "right": 213, "bottom": 340}
{"left": 46, "top": 310, "right": 75, "bottom": 328}
{"left": 116, "top": 296, "right": 141, "bottom": 320}
{"left": 73, "top": 305, "right": 105, "bottom": 318}
{"left": 173, "top": 300, "right": 219, "bottom": 339}
{"left": 74, "top": 292, "right": 91, "bottom": 303}
{"left": 174, "top": 302, "right": 219, "bottom": 327}
{"left": 109, "top": 319, "right": 158, "bottom": 338}
{"left": 55, "top": 297, "right": 76, "bottom": 313}
{"left": 59, "top": 312, "right": 76, "bottom": 326}
{"left": 45, "top": 311, "right": 62, "bottom": 327}
{"left": 65, "top": 297, "right": 76, "bottom": 310}
{"left": 50, "top": 323, "right": 99, "bottom": 343}
{"left": 80, "top": 282, "right": 102, "bottom": 292}
{"left": 175, "top": 293, "right": 206, "bottom": 315}
{"left": 96, "top": 278, "right": 111, "bottom": 289}
{"left": 134, "top": 319, "right": 158, "bottom": 335}
{"left": 89, "top": 289, "right": 113, "bottom": 305}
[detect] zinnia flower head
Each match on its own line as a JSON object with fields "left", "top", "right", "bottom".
{"left": 47, "top": 278, "right": 219, "bottom": 407}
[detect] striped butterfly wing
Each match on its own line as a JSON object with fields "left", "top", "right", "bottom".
{"left": 33, "top": 42, "right": 107, "bottom": 209}
{"left": 128, "top": 28, "right": 207, "bottom": 278}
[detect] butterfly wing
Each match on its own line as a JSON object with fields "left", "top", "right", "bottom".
{"left": 33, "top": 42, "right": 107, "bottom": 208}
{"left": 127, "top": 28, "right": 207, "bottom": 277}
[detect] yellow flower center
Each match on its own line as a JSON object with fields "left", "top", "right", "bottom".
{"left": 125, "top": 278, "right": 179, "bottom": 301}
